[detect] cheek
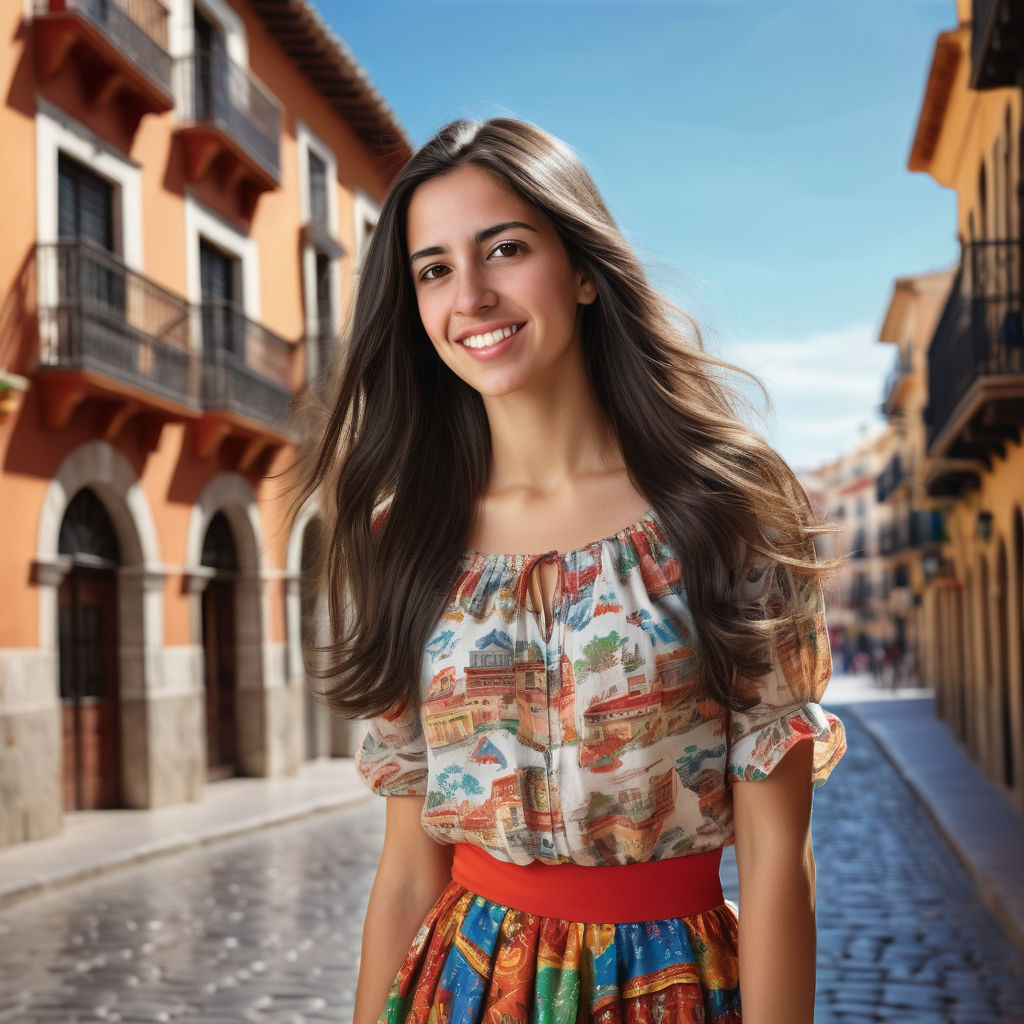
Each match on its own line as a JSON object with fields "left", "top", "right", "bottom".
{"left": 413, "top": 291, "right": 444, "bottom": 341}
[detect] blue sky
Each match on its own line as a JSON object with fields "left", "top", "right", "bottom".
{"left": 322, "top": 0, "right": 959, "bottom": 470}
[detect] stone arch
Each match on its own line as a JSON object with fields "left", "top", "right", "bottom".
{"left": 34, "top": 440, "right": 165, "bottom": 811}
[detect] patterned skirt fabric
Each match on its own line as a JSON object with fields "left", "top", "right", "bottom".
{"left": 378, "top": 879, "right": 742, "bottom": 1024}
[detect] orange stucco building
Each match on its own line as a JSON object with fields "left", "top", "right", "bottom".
{"left": 0, "top": 0, "right": 411, "bottom": 846}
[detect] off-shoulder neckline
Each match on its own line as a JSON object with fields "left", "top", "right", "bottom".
{"left": 461, "top": 506, "right": 659, "bottom": 562}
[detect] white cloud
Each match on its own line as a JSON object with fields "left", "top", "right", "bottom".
{"left": 713, "top": 323, "right": 891, "bottom": 470}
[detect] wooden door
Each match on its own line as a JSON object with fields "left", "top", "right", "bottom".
{"left": 58, "top": 567, "right": 120, "bottom": 811}
{"left": 202, "top": 577, "right": 237, "bottom": 780}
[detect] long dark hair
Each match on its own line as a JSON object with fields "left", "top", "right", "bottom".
{"left": 286, "top": 117, "right": 836, "bottom": 719}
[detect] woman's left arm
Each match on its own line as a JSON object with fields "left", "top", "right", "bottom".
{"left": 732, "top": 736, "right": 817, "bottom": 1024}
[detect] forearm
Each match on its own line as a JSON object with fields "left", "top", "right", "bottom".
{"left": 737, "top": 854, "right": 817, "bottom": 1024}
{"left": 352, "top": 871, "right": 448, "bottom": 1024}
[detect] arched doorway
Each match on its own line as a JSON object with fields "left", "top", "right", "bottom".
{"left": 201, "top": 511, "right": 239, "bottom": 781}
{"left": 299, "top": 518, "right": 328, "bottom": 759}
{"left": 58, "top": 487, "right": 121, "bottom": 811}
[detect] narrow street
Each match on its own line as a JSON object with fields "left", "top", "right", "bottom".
{"left": 1, "top": 709, "right": 1023, "bottom": 1023}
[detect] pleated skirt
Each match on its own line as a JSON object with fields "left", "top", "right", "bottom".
{"left": 376, "top": 878, "right": 742, "bottom": 1024}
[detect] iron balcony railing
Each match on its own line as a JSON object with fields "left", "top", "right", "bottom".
{"left": 925, "top": 240, "right": 1023, "bottom": 449}
{"left": 35, "top": 242, "right": 299, "bottom": 428}
{"left": 878, "top": 509, "right": 946, "bottom": 557}
{"left": 177, "top": 46, "right": 281, "bottom": 181}
{"left": 36, "top": 239, "right": 192, "bottom": 405}
{"left": 35, "top": 0, "right": 172, "bottom": 97}
{"left": 199, "top": 300, "right": 296, "bottom": 425}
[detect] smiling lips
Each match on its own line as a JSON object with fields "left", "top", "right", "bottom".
{"left": 458, "top": 323, "right": 524, "bottom": 350}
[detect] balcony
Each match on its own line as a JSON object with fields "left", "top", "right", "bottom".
{"left": 909, "top": 508, "right": 946, "bottom": 549}
{"left": 31, "top": 242, "right": 301, "bottom": 458}
{"left": 196, "top": 300, "right": 298, "bottom": 460}
{"left": 876, "top": 453, "right": 907, "bottom": 504}
{"left": 881, "top": 344, "right": 913, "bottom": 418}
{"left": 175, "top": 48, "right": 281, "bottom": 218}
{"left": 878, "top": 509, "right": 946, "bottom": 557}
{"left": 34, "top": 0, "right": 173, "bottom": 126}
{"left": 971, "top": 0, "right": 1024, "bottom": 90}
{"left": 34, "top": 239, "right": 192, "bottom": 433}
{"left": 925, "top": 241, "right": 1024, "bottom": 495}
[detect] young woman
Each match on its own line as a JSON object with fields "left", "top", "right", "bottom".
{"left": 290, "top": 117, "right": 847, "bottom": 1024}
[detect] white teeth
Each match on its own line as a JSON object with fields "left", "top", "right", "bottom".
{"left": 461, "top": 324, "right": 521, "bottom": 349}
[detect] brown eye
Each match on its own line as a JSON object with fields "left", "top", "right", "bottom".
{"left": 492, "top": 241, "right": 521, "bottom": 258}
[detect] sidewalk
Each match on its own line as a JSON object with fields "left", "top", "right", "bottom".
{"left": 829, "top": 672, "right": 1024, "bottom": 953}
{"left": 0, "top": 756, "right": 372, "bottom": 907}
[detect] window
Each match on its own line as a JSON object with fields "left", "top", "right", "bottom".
{"left": 57, "top": 153, "right": 124, "bottom": 313}
{"left": 200, "top": 239, "right": 243, "bottom": 355}
{"left": 308, "top": 150, "right": 328, "bottom": 229}
{"left": 58, "top": 153, "right": 114, "bottom": 249}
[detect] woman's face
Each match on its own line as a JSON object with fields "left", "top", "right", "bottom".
{"left": 405, "top": 163, "right": 597, "bottom": 397}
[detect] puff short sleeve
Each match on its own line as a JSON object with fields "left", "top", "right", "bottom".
{"left": 725, "top": 560, "right": 847, "bottom": 789}
{"left": 354, "top": 695, "right": 429, "bottom": 797}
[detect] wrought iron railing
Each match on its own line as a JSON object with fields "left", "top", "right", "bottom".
{"left": 36, "top": 240, "right": 192, "bottom": 405}
{"left": 879, "top": 509, "right": 945, "bottom": 556}
{"left": 36, "top": 0, "right": 172, "bottom": 96}
{"left": 177, "top": 47, "right": 281, "bottom": 181}
{"left": 35, "top": 242, "right": 300, "bottom": 427}
{"left": 199, "top": 300, "right": 296, "bottom": 425}
{"left": 925, "top": 241, "right": 1023, "bottom": 448}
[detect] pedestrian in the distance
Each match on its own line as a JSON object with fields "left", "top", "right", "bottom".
{"left": 289, "top": 117, "right": 848, "bottom": 1024}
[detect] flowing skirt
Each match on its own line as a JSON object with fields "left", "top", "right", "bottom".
{"left": 377, "top": 878, "right": 742, "bottom": 1024}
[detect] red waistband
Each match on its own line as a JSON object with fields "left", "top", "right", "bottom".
{"left": 451, "top": 843, "right": 724, "bottom": 924}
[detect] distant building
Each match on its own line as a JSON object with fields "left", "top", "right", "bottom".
{"left": 874, "top": 271, "right": 955, "bottom": 682}
{"left": 0, "top": 0, "right": 410, "bottom": 847}
{"left": 804, "top": 429, "right": 898, "bottom": 670}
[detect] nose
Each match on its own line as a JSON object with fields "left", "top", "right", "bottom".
{"left": 453, "top": 264, "right": 496, "bottom": 317}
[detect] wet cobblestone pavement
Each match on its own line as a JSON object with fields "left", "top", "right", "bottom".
{"left": 1, "top": 709, "right": 1023, "bottom": 1022}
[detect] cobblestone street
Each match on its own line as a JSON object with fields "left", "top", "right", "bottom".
{"left": 1, "top": 709, "right": 1023, "bottom": 1023}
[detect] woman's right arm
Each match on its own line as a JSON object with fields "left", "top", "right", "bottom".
{"left": 352, "top": 794, "right": 455, "bottom": 1024}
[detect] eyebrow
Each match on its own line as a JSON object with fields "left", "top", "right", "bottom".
{"left": 408, "top": 220, "right": 538, "bottom": 266}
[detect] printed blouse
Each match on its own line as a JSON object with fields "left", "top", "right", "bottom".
{"left": 354, "top": 506, "right": 847, "bottom": 867}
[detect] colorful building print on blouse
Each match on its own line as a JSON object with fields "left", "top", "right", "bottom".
{"left": 355, "top": 507, "right": 847, "bottom": 869}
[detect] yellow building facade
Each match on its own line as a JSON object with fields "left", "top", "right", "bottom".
{"left": 909, "top": 0, "right": 1024, "bottom": 811}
